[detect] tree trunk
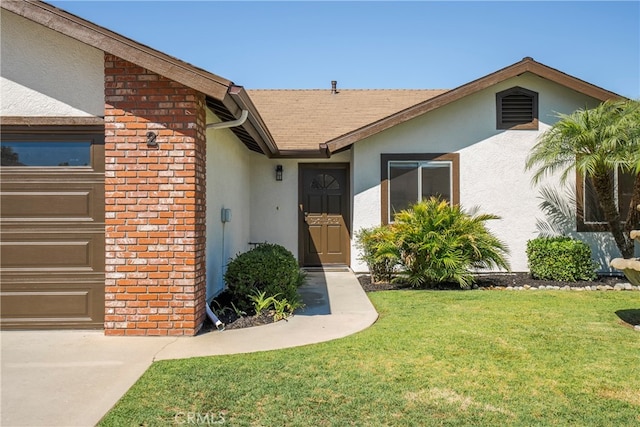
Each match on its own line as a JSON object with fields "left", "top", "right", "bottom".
{"left": 592, "top": 174, "right": 633, "bottom": 258}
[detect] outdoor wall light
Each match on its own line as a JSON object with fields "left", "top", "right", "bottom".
{"left": 146, "top": 131, "right": 158, "bottom": 147}
{"left": 275, "top": 164, "right": 283, "bottom": 181}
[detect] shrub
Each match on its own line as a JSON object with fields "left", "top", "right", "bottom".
{"left": 355, "top": 226, "right": 398, "bottom": 283}
{"left": 386, "top": 198, "right": 510, "bottom": 289}
{"left": 526, "top": 237, "right": 597, "bottom": 281}
{"left": 224, "top": 243, "right": 306, "bottom": 312}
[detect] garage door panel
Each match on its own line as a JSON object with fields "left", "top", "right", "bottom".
{"left": 1, "top": 239, "right": 97, "bottom": 271}
{"left": 3, "top": 290, "right": 92, "bottom": 317}
{"left": 0, "top": 279, "right": 104, "bottom": 329}
{"left": 1, "top": 188, "right": 102, "bottom": 222}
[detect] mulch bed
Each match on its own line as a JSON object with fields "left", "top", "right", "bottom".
{"left": 357, "top": 272, "right": 628, "bottom": 292}
{"left": 200, "top": 310, "right": 278, "bottom": 333}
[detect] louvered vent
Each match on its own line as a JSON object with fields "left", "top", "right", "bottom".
{"left": 496, "top": 87, "right": 538, "bottom": 129}
{"left": 501, "top": 94, "right": 533, "bottom": 124}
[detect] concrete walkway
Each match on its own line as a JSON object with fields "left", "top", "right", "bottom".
{"left": 0, "top": 271, "right": 377, "bottom": 427}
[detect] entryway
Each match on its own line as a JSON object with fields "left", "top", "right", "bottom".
{"left": 298, "top": 163, "right": 350, "bottom": 266}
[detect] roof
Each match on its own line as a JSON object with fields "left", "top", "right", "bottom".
{"left": 324, "top": 57, "right": 622, "bottom": 153}
{"left": 247, "top": 89, "right": 447, "bottom": 154}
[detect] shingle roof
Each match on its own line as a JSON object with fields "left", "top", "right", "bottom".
{"left": 247, "top": 89, "right": 447, "bottom": 152}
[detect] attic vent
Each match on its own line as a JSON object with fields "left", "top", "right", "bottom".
{"left": 496, "top": 86, "right": 538, "bottom": 130}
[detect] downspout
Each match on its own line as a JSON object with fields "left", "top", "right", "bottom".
{"left": 204, "top": 110, "right": 248, "bottom": 331}
{"left": 206, "top": 304, "right": 225, "bottom": 331}
{"left": 206, "top": 109, "right": 249, "bottom": 130}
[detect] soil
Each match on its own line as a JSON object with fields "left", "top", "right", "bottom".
{"left": 201, "top": 310, "right": 278, "bottom": 333}
{"left": 357, "top": 272, "right": 628, "bottom": 292}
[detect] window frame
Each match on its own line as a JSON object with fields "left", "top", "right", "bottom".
{"left": 381, "top": 153, "right": 460, "bottom": 224}
{"left": 496, "top": 86, "right": 539, "bottom": 130}
{"left": 576, "top": 168, "right": 636, "bottom": 232}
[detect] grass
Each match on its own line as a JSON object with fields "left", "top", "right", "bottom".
{"left": 99, "top": 291, "right": 640, "bottom": 426}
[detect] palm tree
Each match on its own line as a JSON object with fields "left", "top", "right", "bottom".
{"left": 526, "top": 99, "right": 640, "bottom": 258}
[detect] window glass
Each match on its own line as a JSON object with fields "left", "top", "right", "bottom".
{"left": 310, "top": 174, "right": 340, "bottom": 191}
{"left": 389, "top": 161, "right": 452, "bottom": 220}
{"left": 421, "top": 162, "right": 451, "bottom": 203}
{"left": 584, "top": 169, "right": 636, "bottom": 223}
{"left": 618, "top": 171, "right": 635, "bottom": 220}
{"left": 1, "top": 142, "right": 91, "bottom": 167}
{"left": 389, "top": 163, "right": 418, "bottom": 215}
{"left": 584, "top": 174, "right": 606, "bottom": 223}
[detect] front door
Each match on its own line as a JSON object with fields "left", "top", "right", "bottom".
{"left": 299, "top": 164, "right": 350, "bottom": 266}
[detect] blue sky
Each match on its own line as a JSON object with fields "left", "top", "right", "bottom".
{"left": 49, "top": 1, "right": 639, "bottom": 98}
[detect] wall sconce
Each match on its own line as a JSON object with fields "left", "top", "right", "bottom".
{"left": 146, "top": 131, "right": 158, "bottom": 147}
{"left": 275, "top": 164, "right": 283, "bottom": 181}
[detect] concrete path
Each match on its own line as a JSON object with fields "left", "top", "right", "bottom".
{"left": 0, "top": 271, "right": 377, "bottom": 427}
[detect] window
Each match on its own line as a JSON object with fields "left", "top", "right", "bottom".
{"left": 496, "top": 86, "right": 538, "bottom": 130}
{"left": 0, "top": 126, "right": 103, "bottom": 171}
{"left": 1, "top": 142, "right": 91, "bottom": 167}
{"left": 381, "top": 153, "right": 460, "bottom": 224}
{"left": 578, "top": 168, "right": 636, "bottom": 231}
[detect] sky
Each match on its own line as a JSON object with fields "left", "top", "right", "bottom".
{"left": 48, "top": 1, "right": 640, "bottom": 98}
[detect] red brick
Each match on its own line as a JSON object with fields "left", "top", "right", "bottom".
{"left": 124, "top": 329, "right": 147, "bottom": 336}
{"left": 104, "top": 54, "right": 206, "bottom": 337}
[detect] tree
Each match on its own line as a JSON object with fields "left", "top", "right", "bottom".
{"left": 1, "top": 146, "right": 21, "bottom": 166}
{"left": 526, "top": 99, "right": 640, "bottom": 258}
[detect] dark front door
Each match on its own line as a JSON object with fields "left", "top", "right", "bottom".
{"left": 299, "top": 164, "right": 350, "bottom": 266}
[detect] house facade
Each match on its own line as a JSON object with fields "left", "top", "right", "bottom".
{"left": 0, "top": 1, "right": 626, "bottom": 335}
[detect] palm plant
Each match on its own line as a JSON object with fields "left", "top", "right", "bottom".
{"left": 526, "top": 99, "right": 640, "bottom": 258}
{"left": 535, "top": 184, "right": 577, "bottom": 237}
{"left": 381, "top": 198, "right": 510, "bottom": 289}
{"left": 355, "top": 226, "right": 398, "bottom": 283}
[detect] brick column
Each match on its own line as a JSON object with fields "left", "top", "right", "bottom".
{"left": 104, "top": 54, "right": 207, "bottom": 336}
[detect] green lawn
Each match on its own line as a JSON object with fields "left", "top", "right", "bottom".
{"left": 99, "top": 291, "right": 640, "bottom": 426}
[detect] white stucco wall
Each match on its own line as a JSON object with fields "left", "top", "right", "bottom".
{"left": 249, "top": 152, "right": 351, "bottom": 259}
{"left": 205, "top": 109, "right": 255, "bottom": 299}
{"left": 0, "top": 9, "right": 104, "bottom": 117}
{"left": 351, "top": 72, "right": 613, "bottom": 273}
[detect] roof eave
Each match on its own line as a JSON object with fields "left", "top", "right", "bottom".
{"left": 2, "top": 0, "right": 231, "bottom": 100}
{"left": 326, "top": 57, "right": 624, "bottom": 153}
{"left": 273, "top": 144, "right": 332, "bottom": 159}
{"left": 224, "top": 87, "right": 280, "bottom": 157}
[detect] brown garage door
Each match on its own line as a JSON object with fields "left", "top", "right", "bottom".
{"left": 1, "top": 126, "right": 105, "bottom": 329}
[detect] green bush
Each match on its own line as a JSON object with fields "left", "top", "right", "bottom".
{"left": 355, "top": 226, "right": 398, "bottom": 283}
{"left": 526, "top": 237, "right": 597, "bottom": 281}
{"left": 385, "top": 198, "right": 510, "bottom": 289}
{"left": 224, "top": 243, "right": 306, "bottom": 312}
